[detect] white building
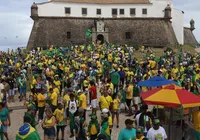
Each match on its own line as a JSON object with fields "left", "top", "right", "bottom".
{"left": 28, "top": 0, "right": 197, "bottom": 49}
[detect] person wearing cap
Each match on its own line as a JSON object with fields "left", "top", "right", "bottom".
{"left": 100, "top": 110, "right": 111, "bottom": 140}
{"left": 78, "top": 89, "right": 87, "bottom": 120}
{"left": 102, "top": 108, "right": 113, "bottom": 132}
{"left": 16, "top": 116, "right": 40, "bottom": 140}
{"left": 118, "top": 119, "right": 136, "bottom": 140}
{"left": 88, "top": 113, "right": 100, "bottom": 140}
{"left": 136, "top": 127, "right": 146, "bottom": 140}
{"left": 146, "top": 119, "right": 167, "bottom": 140}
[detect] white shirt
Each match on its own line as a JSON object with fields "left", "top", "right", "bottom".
{"left": 147, "top": 126, "right": 167, "bottom": 140}
{"left": 136, "top": 113, "right": 149, "bottom": 132}
{"left": 135, "top": 113, "right": 141, "bottom": 128}
{"left": 68, "top": 100, "right": 78, "bottom": 114}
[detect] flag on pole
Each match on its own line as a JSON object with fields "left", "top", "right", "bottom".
{"left": 85, "top": 28, "right": 92, "bottom": 39}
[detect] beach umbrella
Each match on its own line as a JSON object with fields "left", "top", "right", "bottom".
{"left": 137, "top": 76, "right": 177, "bottom": 87}
{"left": 141, "top": 84, "right": 200, "bottom": 140}
{"left": 141, "top": 84, "right": 200, "bottom": 108}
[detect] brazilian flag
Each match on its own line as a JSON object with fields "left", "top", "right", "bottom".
{"left": 86, "top": 28, "right": 92, "bottom": 39}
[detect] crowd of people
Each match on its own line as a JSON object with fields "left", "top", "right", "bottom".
{"left": 0, "top": 43, "right": 200, "bottom": 140}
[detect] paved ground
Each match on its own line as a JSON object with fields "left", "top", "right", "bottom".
{"left": 6, "top": 94, "right": 193, "bottom": 140}
{"left": 7, "top": 95, "right": 132, "bottom": 140}
{"left": 7, "top": 107, "right": 130, "bottom": 140}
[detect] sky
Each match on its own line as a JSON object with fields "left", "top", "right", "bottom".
{"left": 0, "top": 0, "right": 199, "bottom": 51}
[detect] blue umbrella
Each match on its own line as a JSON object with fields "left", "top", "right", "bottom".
{"left": 137, "top": 76, "right": 177, "bottom": 87}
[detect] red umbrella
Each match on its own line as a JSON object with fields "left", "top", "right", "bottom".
{"left": 141, "top": 84, "right": 200, "bottom": 108}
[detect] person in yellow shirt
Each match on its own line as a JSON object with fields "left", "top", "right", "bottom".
{"left": 126, "top": 81, "right": 133, "bottom": 116}
{"left": 78, "top": 90, "right": 87, "bottom": 120}
{"left": 53, "top": 103, "right": 66, "bottom": 140}
{"left": 83, "top": 78, "right": 89, "bottom": 91}
{"left": 52, "top": 83, "right": 60, "bottom": 96}
{"left": 136, "top": 127, "right": 146, "bottom": 140}
{"left": 112, "top": 94, "right": 120, "bottom": 128}
{"left": 106, "top": 80, "right": 114, "bottom": 96}
{"left": 192, "top": 108, "right": 200, "bottom": 137}
{"left": 98, "top": 91, "right": 113, "bottom": 111}
{"left": 50, "top": 88, "right": 58, "bottom": 112}
{"left": 63, "top": 90, "right": 70, "bottom": 124}
{"left": 37, "top": 91, "right": 46, "bottom": 122}
{"left": 54, "top": 75, "right": 61, "bottom": 91}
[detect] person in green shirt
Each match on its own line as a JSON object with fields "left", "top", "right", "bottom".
{"left": 111, "top": 69, "right": 120, "bottom": 94}
{"left": 16, "top": 116, "right": 40, "bottom": 140}
{"left": 132, "top": 82, "right": 140, "bottom": 112}
{"left": 24, "top": 104, "right": 36, "bottom": 128}
{"left": 88, "top": 113, "right": 100, "bottom": 140}
{"left": 117, "top": 85, "right": 127, "bottom": 112}
{"left": 100, "top": 113, "right": 111, "bottom": 140}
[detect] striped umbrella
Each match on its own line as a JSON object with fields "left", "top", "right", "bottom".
{"left": 141, "top": 84, "right": 200, "bottom": 108}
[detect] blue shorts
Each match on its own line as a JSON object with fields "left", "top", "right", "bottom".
{"left": 2, "top": 124, "right": 8, "bottom": 133}
{"left": 9, "top": 89, "right": 14, "bottom": 96}
{"left": 44, "top": 127, "right": 56, "bottom": 138}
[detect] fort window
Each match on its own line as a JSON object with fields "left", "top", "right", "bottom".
{"left": 142, "top": 8, "right": 147, "bottom": 15}
{"left": 130, "top": 8, "right": 136, "bottom": 15}
{"left": 125, "top": 32, "right": 131, "bottom": 39}
{"left": 120, "top": 9, "right": 124, "bottom": 15}
{"left": 82, "top": 8, "right": 87, "bottom": 15}
{"left": 112, "top": 9, "right": 118, "bottom": 15}
{"left": 67, "top": 32, "right": 71, "bottom": 39}
{"left": 65, "top": 7, "right": 71, "bottom": 14}
{"left": 97, "top": 9, "right": 101, "bottom": 15}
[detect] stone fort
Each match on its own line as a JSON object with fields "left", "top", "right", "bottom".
{"left": 27, "top": 0, "right": 198, "bottom": 50}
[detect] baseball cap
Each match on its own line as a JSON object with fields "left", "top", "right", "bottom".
{"left": 77, "top": 89, "right": 82, "bottom": 93}
{"left": 27, "top": 104, "right": 35, "bottom": 111}
{"left": 153, "top": 119, "right": 160, "bottom": 125}
{"left": 136, "top": 127, "right": 143, "bottom": 133}
{"left": 102, "top": 108, "right": 109, "bottom": 113}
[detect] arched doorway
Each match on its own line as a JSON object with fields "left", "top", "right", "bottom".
{"left": 97, "top": 34, "right": 104, "bottom": 44}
